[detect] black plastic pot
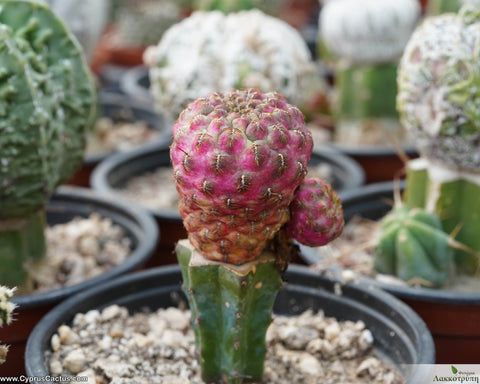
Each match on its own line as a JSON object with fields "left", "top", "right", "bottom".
{"left": 119, "top": 65, "right": 152, "bottom": 105}
{"left": 90, "top": 142, "right": 365, "bottom": 266}
{"left": 301, "top": 181, "right": 480, "bottom": 363}
{"left": 25, "top": 264, "right": 434, "bottom": 381}
{"left": 66, "top": 91, "right": 171, "bottom": 187}
{"left": 0, "top": 186, "right": 158, "bottom": 376}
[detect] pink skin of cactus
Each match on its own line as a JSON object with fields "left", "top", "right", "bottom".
{"left": 286, "top": 177, "right": 344, "bottom": 247}
{"left": 170, "top": 89, "right": 315, "bottom": 264}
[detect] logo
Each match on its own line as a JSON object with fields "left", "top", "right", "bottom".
{"left": 432, "top": 365, "right": 479, "bottom": 383}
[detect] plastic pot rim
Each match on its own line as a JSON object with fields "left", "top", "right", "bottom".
{"left": 11, "top": 185, "right": 158, "bottom": 309}
{"left": 25, "top": 264, "right": 434, "bottom": 381}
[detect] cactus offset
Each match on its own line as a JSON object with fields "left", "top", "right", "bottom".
{"left": 171, "top": 89, "right": 343, "bottom": 383}
{"left": 286, "top": 177, "right": 344, "bottom": 247}
{"left": 0, "top": 0, "right": 96, "bottom": 292}
{"left": 396, "top": 2, "right": 480, "bottom": 274}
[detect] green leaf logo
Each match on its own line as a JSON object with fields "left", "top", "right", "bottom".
{"left": 451, "top": 365, "right": 458, "bottom": 374}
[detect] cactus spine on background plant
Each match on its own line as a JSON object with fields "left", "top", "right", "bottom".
{"left": 373, "top": 1, "right": 480, "bottom": 284}
{"left": 319, "top": 0, "right": 420, "bottom": 145}
{"left": 171, "top": 89, "right": 343, "bottom": 383}
{"left": 0, "top": 0, "right": 96, "bottom": 292}
{"left": 0, "top": 286, "right": 16, "bottom": 365}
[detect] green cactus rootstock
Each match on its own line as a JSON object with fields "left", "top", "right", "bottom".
{"left": 176, "top": 240, "right": 282, "bottom": 384}
{"left": 0, "top": 0, "right": 96, "bottom": 290}
{"left": 427, "top": 0, "right": 462, "bottom": 15}
{"left": 336, "top": 63, "right": 399, "bottom": 120}
{"left": 404, "top": 158, "right": 480, "bottom": 273}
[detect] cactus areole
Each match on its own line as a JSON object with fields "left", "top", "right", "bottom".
{"left": 0, "top": 0, "right": 96, "bottom": 290}
{"left": 171, "top": 89, "right": 343, "bottom": 383}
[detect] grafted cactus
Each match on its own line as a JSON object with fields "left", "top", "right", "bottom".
{"left": 374, "top": 1, "right": 480, "bottom": 285}
{"left": 397, "top": 1, "right": 480, "bottom": 274}
{"left": 319, "top": 0, "right": 420, "bottom": 145}
{"left": 172, "top": 89, "right": 343, "bottom": 383}
{"left": 0, "top": 0, "right": 96, "bottom": 292}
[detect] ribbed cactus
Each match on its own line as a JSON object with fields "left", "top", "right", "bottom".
{"left": 397, "top": 1, "right": 480, "bottom": 274}
{"left": 373, "top": 1, "right": 480, "bottom": 285}
{"left": 143, "top": 9, "right": 324, "bottom": 122}
{"left": 319, "top": 0, "right": 420, "bottom": 145}
{"left": 0, "top": 286, "right": 15, "bottom": 365}
{"left": 0, "top": 0, "right": 96, "bottom": 292}
{"left": 171, "top": 89, "right": 343, "bottom": 383}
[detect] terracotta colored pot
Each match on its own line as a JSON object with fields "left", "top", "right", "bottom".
{"left": 25, "top": 264, "right": 435, "bottom": 381}
{"left": 0, "top": 186, "right": 157, "bottom": 376}
{"left": 301, "top": 181, "right": 480, "bottom": 363}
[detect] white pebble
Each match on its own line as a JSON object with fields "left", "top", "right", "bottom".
{"left": 298, "top": 354, "right": 323, "bottom": 376}
{"left": 65, "top": 350, "right": 86, "bottom": 374}
{"left": 101, "top": 305, "right": 123, "bottom": 321}
{"left": 58, "top": 325, "right": 79, "bottom": 345}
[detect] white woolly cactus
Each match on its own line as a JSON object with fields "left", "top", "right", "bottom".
{"left": 0, "top": 286, "right": 16, "bottom": 365}
{"left": 320, "top": 0, "right": 421, "bottom": 64}
{"left": 143, "top": 9, "right": 322, "bottom": 121}
{"left": 318, "top": 0, "right": 421, "bottom": 146}
{"left": 397, "top": 3, "right": 480, "bottom": 170}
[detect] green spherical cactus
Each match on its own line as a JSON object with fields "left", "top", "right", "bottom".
{"left": 0, "top": 0, "right": 96, "bottom": 292}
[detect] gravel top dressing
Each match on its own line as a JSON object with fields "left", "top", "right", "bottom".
{"left": 46, "top": 305, "right": 404, "bottom": 384}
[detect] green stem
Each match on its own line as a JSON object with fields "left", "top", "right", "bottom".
{"left": 336, "top": 62, "right": 399, "bottom": 119}
{"left": 176, "top": 239, "right": 282, "bottom": 384}
{"left": 426, "top": 0, "right": 462, "bottom": 15}
{"left": 405, "top": 157, "right": 480, "bottom": 273}
{"left": 0, "top": 210, "right": 46, "bottom": 291}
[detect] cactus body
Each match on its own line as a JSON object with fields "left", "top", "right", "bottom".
{"left": 374, "top": 204, "right": 453, "bottom": 287}
{"left": 396, "top": 2, "right": 480, "bottom": 278}
{"left": 172, "top": 89, "right": 343, "bottom": 383}
{"left": 405, "top": 157, "right": 480, "bottom": 273}
{"left": 0, "top": 0, "right": 96, "bottom": 290}
{"left": 177, "top": 240, "right": 281, "bottom": 384}
{"left": 170, "top": 89, "right": 313, "bottom": 264}
{"left": 320, "top": 0, "right": 420, "bottom": 145}
{"left": 0, "top": 285, "right": 15, "bottom": 365}
{"left": 144, "top": 10, "right": 321, "bottom": 121}
{"left": 397, "top": 7, "right": 480, "bottom": 171}
{"left": 426, "top": 0, "right": 462, "bottom": 15}
{"left": 286, "top": 177, "right": 344, "bottom": 247}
